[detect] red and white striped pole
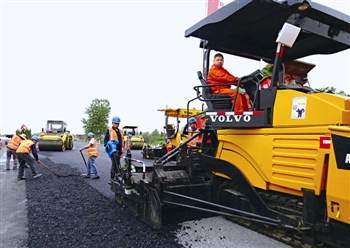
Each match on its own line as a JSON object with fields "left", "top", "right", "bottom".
{"left": 120, "top": 155, "right": 146, "bottom": 179}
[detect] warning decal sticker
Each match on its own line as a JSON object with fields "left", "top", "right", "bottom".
{"left": 291, "top": 97, "right": 307, "bottom": 119}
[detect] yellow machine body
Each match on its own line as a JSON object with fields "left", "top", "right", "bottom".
{"left": 214, "top": 89, "right": 350, "bottom": 226}
{"left": 122, "top": 125, "right": 144, "bottom": 150}
{"left": 38, "top": 120, "right": 74, "bottom": 151}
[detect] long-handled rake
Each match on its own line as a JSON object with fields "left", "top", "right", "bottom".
{"left": 80, "top": 150, "right": 87, "bottom": 168}
{"left": 36, "top": 160, "right": 79, "bottom": 177}
{"left": 80, "top": 151, "right": 94, "bottom": 175}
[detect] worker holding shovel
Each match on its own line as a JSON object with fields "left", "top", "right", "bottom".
{"left": 16, "top": 135, "right": 42, "bottom": 180}
{"left": 80, "top": 132, "right": 100, "bottom": 179}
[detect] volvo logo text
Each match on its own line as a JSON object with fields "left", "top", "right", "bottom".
{"left": 346, "top": 153, "right": 350, "bottom": 164}
{"left": 210, "top": 115, "right": 251, "bottom": 123}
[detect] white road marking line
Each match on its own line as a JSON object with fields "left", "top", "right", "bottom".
{"left": 1, "top": 152, "right": 13, "bottom": 167}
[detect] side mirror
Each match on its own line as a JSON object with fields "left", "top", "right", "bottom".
{"left": 42, "top": 128, "right": 44, "bottom": 132}
{"left": 140, "top": 131, "right": 142, "bottom": 135}
{"left": 64, "top": 128, "right": 66, "bottom": 132}
{"left": 276, "top": 22, "right": 301, "bottom": 48}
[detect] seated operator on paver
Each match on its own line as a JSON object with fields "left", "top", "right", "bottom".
{"left": 207, "top": 53, "right": 249, "bottom": 112}
{"left": 260, "top": 63, "right": 310, "bottom": 89}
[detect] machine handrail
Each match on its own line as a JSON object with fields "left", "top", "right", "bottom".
{"left": 155, "top": 131, "right": 202, "bottom": 165}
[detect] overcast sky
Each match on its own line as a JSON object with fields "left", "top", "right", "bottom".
{"left": 1, "top": 0, "right": 349, "bottom": 135}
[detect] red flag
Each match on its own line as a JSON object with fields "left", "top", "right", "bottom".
{"left": 207, "top": 0, "right": 224, "bottom": 16}
{"left": 20, "top": 124, "right": 27, "bottom": 131}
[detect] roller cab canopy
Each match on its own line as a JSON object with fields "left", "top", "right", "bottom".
{"left": 185, "top": 0, "right": 350, "bottom": 63}
{"left": 122, "top": 125, "right": 139, "bottom": 129}
{"left": 157, "top": 108, "right": 203, "bottom": 118}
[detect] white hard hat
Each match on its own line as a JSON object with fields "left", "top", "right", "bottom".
{"left": 19, "top": 134, "right": 26, "bottom": 139}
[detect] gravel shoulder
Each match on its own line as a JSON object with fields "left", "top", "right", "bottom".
{"left": 0, "top": 169, "right": 28, "bottom": 248}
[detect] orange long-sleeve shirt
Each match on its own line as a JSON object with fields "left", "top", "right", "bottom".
{"left": 207, "top": 64, "right": 239, "bottom": 92}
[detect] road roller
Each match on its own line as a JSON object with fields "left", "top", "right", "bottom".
{"left": 122, "top": 125, "right": 144, "bottom": 149}
{"left": 38, "top": 120, "right": 74, "bottom": 151}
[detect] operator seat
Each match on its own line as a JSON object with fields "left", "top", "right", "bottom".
{"left": 197, "top": 71, "right": 232, "bottom": 110}
{"left": 166, "top": 124, "right": 176, "bottom": 138}
{"left": 182, "top": 123, "right": 189, "bottom": 135}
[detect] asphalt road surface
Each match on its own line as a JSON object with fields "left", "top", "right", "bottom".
{"left": 0, "top": 142, "right": 291, "bottom": 248}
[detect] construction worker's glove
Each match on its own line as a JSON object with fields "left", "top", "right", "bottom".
{"left": 238, "top": 87, "right": 246, "bottom": 94}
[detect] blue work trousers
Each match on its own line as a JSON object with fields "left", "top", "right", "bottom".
{"left": 17, "top": 153, "right": 38, "bottom": 178}
{"left": 86, "top": 156, "right": 99, "bottom": 176}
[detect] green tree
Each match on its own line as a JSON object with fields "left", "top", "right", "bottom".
{"left": 81, "top": 99, "right": 111, "bottom": 141}
{"left": 316, "top": 87, "right": 349, "bottom": 96}
{"left": 15, "top": 127, "right": 32, "bottom": 139}
{"left": 142, "top": 129, "right": 165, "bottom": 147}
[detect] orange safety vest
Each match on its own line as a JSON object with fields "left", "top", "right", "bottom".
{"left": 108, "top": 127, "right": 124, "bottom": 149}
{"left": 16, "top": 140, "right": 34, "bottom": 154}
{"left": 7, "top": 135, "right": 24, "bottom": 150}
{"left": 87, "top": 138, "right": 98, "bottom": 158}
{"left": 187, "top": 128, "right": 202, "bottom": 148}
{"left": 125, "top": 138, "right": 132, "bottom": 150}
{"left": 166, "top": 141, "right": 172, "bottom": 152}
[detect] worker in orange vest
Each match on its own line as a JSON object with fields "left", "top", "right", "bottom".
{"left": 187, "top": 117, "right": 202, "bottom": 150}
{"left": 104, "top": 116, "right": 124, "bottom": 181}
{"left": 6, "top": 134, "right": 26, "bottom": 170}
{"left": 125, "top": 133, "right": 133, "bottom": 152}
{"left": 166, "top": 138, "right": 172, "bottom": 153}
{"left": 80, "top": 132, "right": 100, "bottom": 179}
{"left": 16, "top": 135, "right": 42, "bottom": 180}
